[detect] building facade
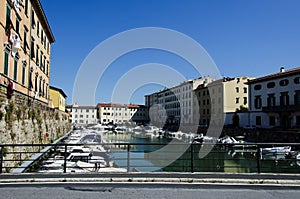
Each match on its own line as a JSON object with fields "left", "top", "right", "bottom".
{"left": 247, "top": 67, "right": 300, "bottom": 129}
{"left": 68, "top": 104, "right": 98, "bottom": 125}
{"left": 0, "top": 0, "right": 54, "bottom": 105}
{"left": 97, "top": 103, "right": 148, "bottom": 124}
{"left": 145, "top": 77, "right": 214, "bottom": 128}
{"left": 49, "top": 86, "right": 67, "bottom": 112}
{"left": 194, "top": 76, "right": 252, "bottom": 127}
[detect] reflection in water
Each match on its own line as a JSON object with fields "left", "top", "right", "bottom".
{"left": 104, "top": 133, "right": 300, "bottom": 173}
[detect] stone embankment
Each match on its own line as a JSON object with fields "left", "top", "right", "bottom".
{"left": 0, "top": 97, "right": 71, "bottom": 172}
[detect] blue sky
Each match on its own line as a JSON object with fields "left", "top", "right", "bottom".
{"left": 40, "top": 0, "right": 300, "bottom": 105}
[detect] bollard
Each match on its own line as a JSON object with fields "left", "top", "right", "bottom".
{"left": 127, "top": 144, "right": 130, "bottom": 172}
{"left": 190, "top": 143, "right": 194, "bottom": 173}
{"left": 63, "top": 144, "right": 67, "bottom": 173}
{"left": 256, "top": 144, "right": 261, "bottom": 174}
{"left": 0, "top": 146, "right": 3, "bottom": 174}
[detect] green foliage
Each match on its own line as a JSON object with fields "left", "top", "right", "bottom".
{"left": 236, "top": 105, "right": 248, "bottom": 112}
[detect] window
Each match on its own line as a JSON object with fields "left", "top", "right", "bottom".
{"left": 279, "top": 79, "right": 289, "bottom": 86}
{"left": 294, "top": 91, "right": 300, "bottom": 105}
{"left": 37, "top": 21, "right": 40, "bottom": 37}
{"left": 254, "top": 84, "right": 262, "bottom": 90}
{"left": 4, "top": 51, "right": 9, "bottom": 75}
{"left": 267, "top": 94, "right": 276, "bottom": 107}
{"left": 294, "top": 77, "right": 300, "bottom": 84}
{"left": 280, "top": 92, "right": 289, "bottom": 106}
{"left": 16, "top": 17, "right": 20, "bottom": 34}
{"left": 13, "top": 59, "right": 18, "bottom": 81}
{"left": 30, "top": 39, "right": 35, "bottom": 58}
{"left": 296, "top": 116, "right": 300, "bottom": 126}
{"left": 243, "top": 87, "right": 247, "bottom": 93}
{"left": 254, "top": 96, "right": 262, "bottom": 109}
{"left": 236, "top": 98, "right": 239, "bottom": 104}
{"left": 41, "top": 30, "right": 44, "bottom": 44}
{"left": 40, "top": 52, "right": 43, "bottom": 69}
{"left": 31, "top": 10, "right": 36, "bottom": 28}
{"left": 243, "top": 97, "right": 247, "bottom": 105}
{"left": 25, "top": 0, "right": 29, "bottom": 16}
{"left": 22, "top": 62, "right": 26, "bottom": 85}
{"left": 86, "top": 115, "right": 89, "bottom": 118}
{"left": 23, "top": 28, "right": 28, "bottom": 53}
{"left": 86, "top": 109, "right": 89, "bottom": 112}
{"left": 236, "top": 87, "right": 239, "bottom": 93}
{"left": 269, "top": 116, "right": 275, "bottom": 126}
{"left": 256, "top": 116, "right": 261, "bottom": 126}
{"left": 267, "top": 82, "right": 275, "bottom": 88}
{"left": 34, "top": 74, "right": 38, "bottom": 92}
{"left": 6, "top": 5, "right": 11, "bottom": 27}
{"left": 36, "top": 46, "right": 39, "bottom": 65}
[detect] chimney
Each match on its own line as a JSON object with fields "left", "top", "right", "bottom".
{"left": 280, "top": 66, "right": 285, "bottom": 72}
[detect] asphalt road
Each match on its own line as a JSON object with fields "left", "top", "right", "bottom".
{"left": 1, "top": 182, "right": 300, "bottom": 199}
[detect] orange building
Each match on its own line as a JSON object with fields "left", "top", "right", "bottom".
{"left": 0, "top": 0, "right": 54, "bottom": 105}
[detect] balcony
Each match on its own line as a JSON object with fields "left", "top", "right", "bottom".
{"left": 262, "top": 104, "right": 300, "bottom": 112}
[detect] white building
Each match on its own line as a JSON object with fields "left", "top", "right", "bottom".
{"left": 247, "top": 67, "right": 300, "bottom": 129}
{"left": 67, "top": 104, "right": 98, "bottom": 125}
{"left": 145, "top": 77, "right": 214, "bottom": 127}
{"left": 97, "top": 103, "right": 148, "bottom": 124}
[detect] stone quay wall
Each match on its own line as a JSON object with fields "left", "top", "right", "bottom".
{"left": 0, "top": 85, "right": 71, "bottom": 172}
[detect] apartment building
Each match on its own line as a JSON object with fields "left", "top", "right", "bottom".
{"left": 145, "top": 77, "right": 214, "bottom": 127}
{"left": 97, "top": 103, "right": 148, "bottom": 124}
{"left": 0, "top": 0, "right": 54, "bottom": 105}
{"left": 49, "top": 86, "right": 67, "bottom": 112}
{"left": 195, "top": 76, "right": 252, "bottom": 127}
{"left": 247, "top": 67, "right": 300, "bottom": 129}
{"left": 68, "top": 104, "right": 98, "bottom": 125}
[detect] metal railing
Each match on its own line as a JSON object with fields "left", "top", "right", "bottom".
{"left": 0, "top": 142, "right": 300, "bottom": 174}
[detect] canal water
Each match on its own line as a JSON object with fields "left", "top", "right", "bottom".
{"left": 103, "top": 133, "right": 300, "bottom": 173}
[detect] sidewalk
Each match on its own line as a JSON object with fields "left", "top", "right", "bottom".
{"left": 1, "top": 172, "right": 300, "bottom": 185}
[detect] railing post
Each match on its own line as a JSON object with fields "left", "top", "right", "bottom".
{"left": 63, "top": 144, "right": 67, "bottom": 173}
{"left": 256, "top": 144, "right": 261, "bottom": 174}
{"left": 191, "top": 143, "right": 194, "bottom": 173}
{"left": 127, "top": 144, "right": 130, "bottom": 172}
{"left": 0, "top": 146, "right": 4, "bottom": 174}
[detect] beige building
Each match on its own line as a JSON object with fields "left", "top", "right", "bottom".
{"left": 195, "top": 76, "right": 252, "bottom": 127}
{"left": 0, "top": 0, "right": 54, "bottom": 105}
{"left": 97, "top": 103, "right": 148, "bottom": 124}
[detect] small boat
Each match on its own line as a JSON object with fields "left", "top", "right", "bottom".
{"left": 261, "top": 146, "right": 291, "bottom": 155}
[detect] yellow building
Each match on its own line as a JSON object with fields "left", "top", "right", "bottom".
{"left": 0, "top": 0, "right": 54, "bottom": 105}
{"left": 49, "top": 86, "right": 67, "bottom": 112}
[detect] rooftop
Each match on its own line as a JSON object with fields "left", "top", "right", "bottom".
{"left": 247, "top": 67, "right": 300, "bottom": 84}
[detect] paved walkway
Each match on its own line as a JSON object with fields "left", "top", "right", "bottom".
{"left": 1, "top": 172, "right": 300, "bottom": 185}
